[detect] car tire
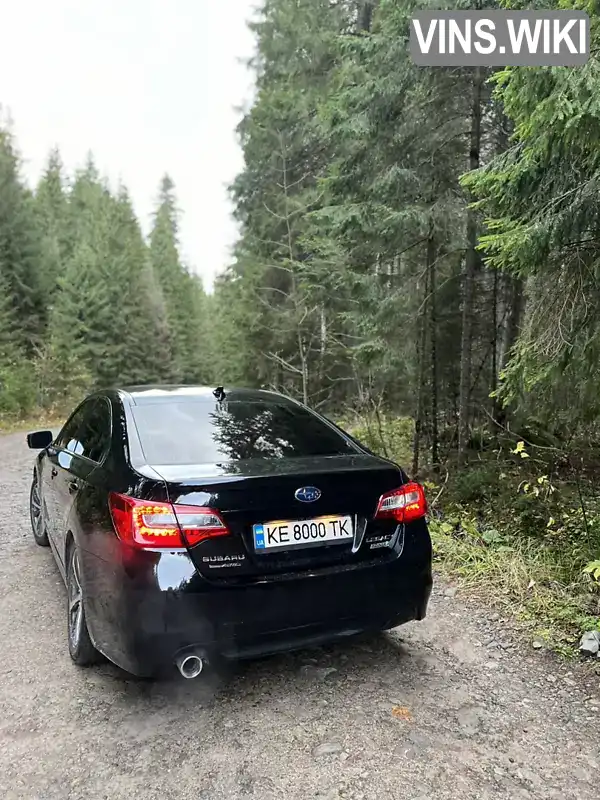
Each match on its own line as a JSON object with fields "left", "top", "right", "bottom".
{"left": 66, "top": 543, "right": 101, "bottom": 666}
{"left": 30, "top": 475, "right": 49, "bottom": 547}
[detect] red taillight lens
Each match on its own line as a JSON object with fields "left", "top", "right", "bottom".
{"left": 374, "top": 482, "right": 427, "bottom": 524}
{"left": 174, "top": 505, "right": 230, "bottom": 547}
{"left": 108, "top": 493, "right": 230, "bottom": 549}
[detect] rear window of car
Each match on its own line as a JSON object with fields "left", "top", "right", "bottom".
{"left": 131, "top": 400, "right": 359, "bottom": 464}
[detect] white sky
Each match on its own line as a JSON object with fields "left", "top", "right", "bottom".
{"left": 0, "top": 0, "right": 258, "bottom": 292}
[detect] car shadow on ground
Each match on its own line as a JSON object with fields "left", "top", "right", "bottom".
{"left": 93, "top": 629, "right": 427, "bottom": 711}
{"left": 34, "top": 544, "right": 431, "bottom": 709}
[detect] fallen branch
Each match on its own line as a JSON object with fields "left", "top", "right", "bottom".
{"left": 430, "top": 468, "right": 449, "bottom": 509}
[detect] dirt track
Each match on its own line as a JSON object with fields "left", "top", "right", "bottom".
{"left": 0, "top": 430, "right": 598, "bottom": 800}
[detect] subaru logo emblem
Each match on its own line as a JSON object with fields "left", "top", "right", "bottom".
{"left": 295, "top": 486, "right": 321, "bottom": 503}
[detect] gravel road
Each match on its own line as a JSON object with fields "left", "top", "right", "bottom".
{"left": 1, "top": 430, "right": 599, "bottom": 800}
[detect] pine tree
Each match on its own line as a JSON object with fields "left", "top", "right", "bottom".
{"left": 150, "top": 175, "right": 207, "bottom": 382}
{"left": 110, "top": 186, "right": 174, "bottom": 383}
{"left": 465, "top": 33, "right": 600, "bottom": 432}
{"left": 221, "top": 0, "right": 356, "bottom": 402}
{"left": 44, "top": 160, "right": 119, "bottom": 396}
{"left": 0, "top": 267, "right": 17, "bottom": 365}
{"left": 41, "top": 240, "right": 97, "bottom": 404}
{"left": 34, "top": 147, "right": 70, "bottom": 298}
{"left": 130, "top": 259, "right": 174, "bottom": 383}
{"left": 0, "top": 265, "right": 36, "bottom": 415}
{"left": 0, "top": 125, "right": 45, "bottom": 353}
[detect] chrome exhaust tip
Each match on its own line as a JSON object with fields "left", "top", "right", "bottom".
{"left": 176, "top": 652, "right": 204, "bottom": 679}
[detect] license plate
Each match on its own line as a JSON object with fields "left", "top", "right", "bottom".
{"left": 253, "top": 515, "right": 353, "bottom": 552}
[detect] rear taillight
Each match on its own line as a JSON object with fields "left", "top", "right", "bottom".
{"left": 374, "top": 482, "right": 427, "bottom": 524}
{"left": 108, "top": 492, "right": 230, "bottom": 549}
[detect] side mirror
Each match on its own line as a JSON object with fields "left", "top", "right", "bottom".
{"left": 27, "top": 430, "right": 54, "bottom": 450}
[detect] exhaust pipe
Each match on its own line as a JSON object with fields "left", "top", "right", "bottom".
{"left": 176, "top": 651, "right": 204, "bottom": 679}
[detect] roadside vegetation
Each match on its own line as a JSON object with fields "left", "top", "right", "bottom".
{"left": 349, "top": 416, "right": 600, "bottom": 654}
{"left": 1, "top": 0, "right": 600, "bottom": 651}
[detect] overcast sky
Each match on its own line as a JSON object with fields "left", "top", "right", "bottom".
{"left": 0, "top": 0, "right": 258, "bottom": 291}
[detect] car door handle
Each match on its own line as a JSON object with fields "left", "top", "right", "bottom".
{"left": 51, "top": 468, "right": 58, "bottom": 479}
{"left": 68, "top": 480, "right": 80, "bottom": 495}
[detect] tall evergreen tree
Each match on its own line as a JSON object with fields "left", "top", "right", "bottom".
{"left": 0, "top": 125, "right": 44, "bottom": 353}
{"left": 44, "top": 163, "right": 130, "bottom": 397}
{"left": 465, "top": 29, "right": 600, "bottom": 433}
{"left": 109, "top": 187, "right": 175, "bottom": 384}
{"left": 34, "top": 147, "right": 70, "bottom": 299}
{"left": 219, "top": 0, "right": 356, "bottom": 403}
{"left": 150, "top": 175, "right": 207, "bottom": 383}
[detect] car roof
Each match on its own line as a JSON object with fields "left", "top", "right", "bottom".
{"left": 112, "top": 385, "right": 299, "bottom": 406}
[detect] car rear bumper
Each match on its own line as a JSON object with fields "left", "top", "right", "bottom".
{"left": 83, "top": 548, "right": 432, "bottom": 676}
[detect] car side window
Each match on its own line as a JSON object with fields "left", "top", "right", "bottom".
{"left": 79, "top": 398, "right": 112, "bottom": 462}
{"left": 55, "top": 398, "right": 112, "bottom": 463}
{"left": 54, "top": 405, "right": 88, "bottom": 453}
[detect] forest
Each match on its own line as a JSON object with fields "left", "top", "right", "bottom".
{"left": 1, "top": 0, "right": 599, "bottom": 651}
{"left": 0, "top": 140, "right": 209, "bottom": 413}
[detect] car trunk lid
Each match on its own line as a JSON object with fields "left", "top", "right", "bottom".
{"left": 154, "top": 454, "right": 404, "bottom": 581}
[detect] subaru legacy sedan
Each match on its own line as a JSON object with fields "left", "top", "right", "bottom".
{"left": 27, "top": 386, "right": 432, "bottom": 679}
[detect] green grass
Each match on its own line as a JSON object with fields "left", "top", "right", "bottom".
{"left": 430, "top": 466, "right": 600, "bottom": 654}
{"left": 430, "top": 519, "right": 599, "bottom": 654}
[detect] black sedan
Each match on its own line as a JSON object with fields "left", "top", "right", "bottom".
{"left": 27, "top": 386, "right": 432, "bottom": 679}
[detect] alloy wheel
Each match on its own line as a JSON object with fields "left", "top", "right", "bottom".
{"left": 30, "top": 479, "right": 43, "bottom": 537}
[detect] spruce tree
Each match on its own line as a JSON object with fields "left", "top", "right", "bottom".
{"left": 109, "top": 186, "right": 174, "bottom": 384}
{"left": 0, "top": 125, "right": 45, "bottom": 353}
{"left": 149, "top": 175, "right": 207, "bottom": 383}
{"left": 34, "top": 147, "right": 70, "bottom": 298}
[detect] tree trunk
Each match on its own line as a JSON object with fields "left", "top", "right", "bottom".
{"left": 298, "top": 331, "right": 309, "bottom": 406}
{"left": 458, "top": 66, "right": 483, "bottom": 462}
{"left": 274, "top": 353, "right": 282, "bottom": 392}
{"left": 317, "top": 304, "right": 326, "bottom": 390}
{"left": 500, "top": 276, "right": 525, "bottom": 372}
{"left": 358, "top": 1, "right": 376, "bottom": 32}
{"left": 412, "top": 264, "right": 429, "bottom": 477}
{"left": 428, "top": 235, "right": 439, "bottom": 470}
{"left": 492, "top": 268, "right": 498, "bottom": 385}
{"left": 492, "top": 276, "right": 525, "bottom": 428}
{"left": 491, "top": 267, "right": 500, "bottom": 423}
